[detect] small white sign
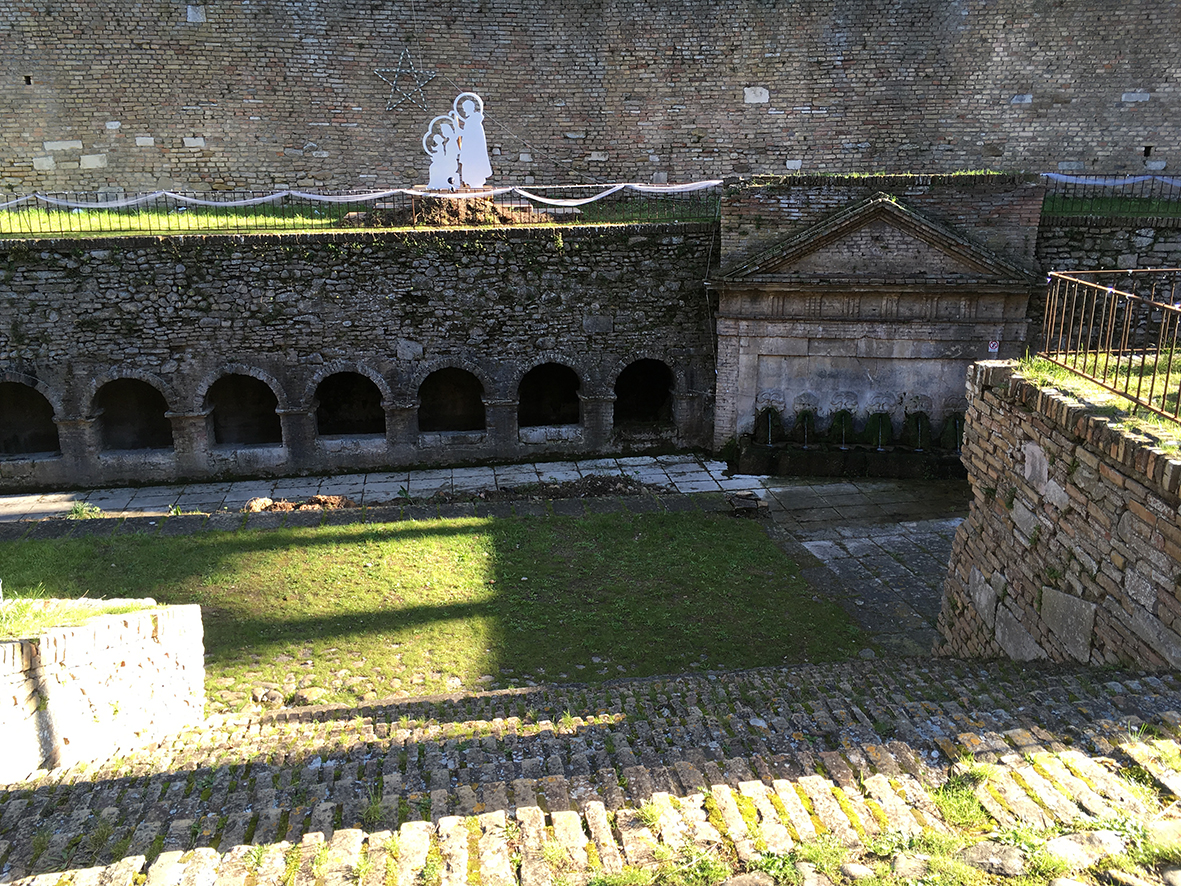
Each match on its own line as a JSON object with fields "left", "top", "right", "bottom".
{"left": 988, "top": 340, "right": 1000, "bottom": 353}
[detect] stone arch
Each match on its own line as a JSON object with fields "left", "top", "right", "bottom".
{"left": 0, "top": 378, "right": 61, "bottom": 456}
{"left": 93, "top": 378, "right": 174, "bottom": 450}
{"left": 613, "top": 358, "right": 675, "bottom": 424}
{"left": 518, "top": 361, "right": 582, "bottom": 427}
{"left": 203, "top": 371, "right": 284, "bottom": 445}
{"left": 301, "top": 362, "right": 393, "bottom": 412}
{"left": 81, "top": 368, "right": 178, "bottom": 418}
{"left": 312, "top": 372, "right": 387, "bottom": 436}
{"left": 0, "top": 370, "right": 63, "bottom": 419}
{"left": 418, "top": 367, "right": 486, "bottom": 432}
{"left": 407, "top": 357, "right": 496, "bottom": 401}
{"left": 193, "top": 364, "right": 291, "bottom": 415}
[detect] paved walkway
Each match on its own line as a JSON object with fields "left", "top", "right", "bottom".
{"left": 0, "top": 456, "right": 969, "bottom": 658}
{"left": 3, "top": 658, "right": 1181, "bottom": 886}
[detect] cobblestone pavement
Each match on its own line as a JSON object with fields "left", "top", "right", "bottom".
{"left": 3, "top": 659, "right": 1181, "bottom": 886}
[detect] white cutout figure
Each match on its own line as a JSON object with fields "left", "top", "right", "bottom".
{"left": 453, "top": 92, "right": 492, "bottom": 188}
{"left": 424, "top": 115, "right": 459, "bottom": 191}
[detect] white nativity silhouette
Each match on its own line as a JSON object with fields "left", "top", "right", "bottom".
{"left": 423, "top": 92, "right": 492, "bottom": 190}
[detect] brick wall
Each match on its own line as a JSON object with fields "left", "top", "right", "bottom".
{"left": 1, "top": 0, "right": 1176, "bottom": 192}
{"left": 722, "top": 174, "right": 1045, "bottom": 271}
{"left": 938, "top": 361, "right": 1181, "bottom": 668}
{"left": 0, "top": 604, "right": 204, "bottom": 782}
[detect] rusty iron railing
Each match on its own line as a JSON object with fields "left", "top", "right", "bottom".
{"left": 1041, "top": 269, "right": 1181, "bottom": 421}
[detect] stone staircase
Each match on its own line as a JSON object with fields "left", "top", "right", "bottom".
{"left": 3, "top": 659, "right": 1181, "bottom": 886}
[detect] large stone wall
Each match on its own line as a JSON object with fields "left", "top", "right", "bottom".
{"left": 0, "top": 604, "right": 204, "bottom": 782}
{"left": 938, "top": 361, "right": 1181, "bottom": 668}
{"left": 1, "top": 0, "right": 1177, "bottom": 192}
{"left": 1038, "top": 220, "right": 1181, "bottom": 273}
{"left": 0, "top": 223, "right": 717, "bottom": 489}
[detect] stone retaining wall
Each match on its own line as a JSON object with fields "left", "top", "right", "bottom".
{"left": 0, "top": 223, "right": 716, "bottom": 489}
{"left": 0, "top": 603, "right": 204, "bottom": 782}
{"left": 938, "top": 361, "right": 1181, "bottom": 668}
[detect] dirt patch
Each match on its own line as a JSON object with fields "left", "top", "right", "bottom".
{"left": 245, "top": 494, "right": 358, "bottom": 513}
{"left": 340, "top": 197, "right": 541, "bottom": 229}
{"left": 241, "top": 475, "right": 672, "bottom": 512}
{"left": 428, "top": 474, "right": 671, "bottom": 504}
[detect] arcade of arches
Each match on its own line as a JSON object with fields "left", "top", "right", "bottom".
{"left": 0, "top": 359, "right": 687, "bottom": 487}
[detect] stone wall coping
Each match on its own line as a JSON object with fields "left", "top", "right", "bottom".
{"left": 0, "top": 220, "right": 718, "bottom": 251}
{"left": 722, "top": 172, "right": 1042, "bottom": 193}
{"left": 971, "top": 359, "right": 1181, "bottom": 502}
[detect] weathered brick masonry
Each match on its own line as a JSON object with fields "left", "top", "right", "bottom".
{"left": 1, "top": 0, "right": 1176, "bottom": 192}
{"left": 938, "top": 361, "right": 1181, "bottom": 669}
{"left": 0, "top": 223, "right": 717, "bottom": 489}
{"left": 0, "top": 604, "right": 204, "bottom": 782}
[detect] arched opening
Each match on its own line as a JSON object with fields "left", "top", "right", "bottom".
{"left": 518, "top": 363, "right": 580, "bottom": 427}
{"left": 0, "top": 382, "right": 60, "bottom": 455}
{"left": 206, "top": 374, "right": 282, "bottom": 445}
{"left": 315, "top": 372, "right": 385, "bottom": 436}
{"left": 614, "top": 359, "right": 674, "bottom": 425}
{"left": 418, "top": 368, "right": 485, "bottom": 432}
{"left": 95, "top": 379, "right": 173, "bottom": 450}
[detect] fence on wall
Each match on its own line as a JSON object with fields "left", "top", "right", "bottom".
{"left": 1041, "top": 173, "right": 1181, "bottom": 220}
{"left": 1041, "top": 269, "right": 1181, "bottom": 421}
{"left": 0, "top": 182, "right": 722, "bottom": 239}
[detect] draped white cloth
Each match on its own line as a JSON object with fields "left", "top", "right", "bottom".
{"left": 0, "top": 180, "right": 723, "bottom": 212}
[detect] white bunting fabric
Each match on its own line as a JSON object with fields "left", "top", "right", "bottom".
{"left": 0, "top": 180, "right": 724, "bottom": 212}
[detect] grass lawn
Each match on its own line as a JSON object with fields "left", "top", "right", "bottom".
{"left": 0, "top": 511, "right": 862, "bottom": 711}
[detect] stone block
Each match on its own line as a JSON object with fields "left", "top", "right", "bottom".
{"left": 136, "top": 136, "right": 155, "bottom": 147}
{"left": 32, "top": 156, "right": 55, "bottom": 170}
{"left": 969, "top": 567, "right": 998, "bottom": 629}
{"left": 183, "top": 136, "right": 206, "bottom": 148}
{"left": 995, "top": 604, "right": 1046, "bottom": 661}
{"left": 1041, "top": 587, "right": 1095, "bottom": 662}
{"left": 79, "top": 154, "right": 107, "bottom": 169}
{"left": 743, "top": 86, "right": 769, "bottom": 103}
{"left": 583, "top": 314, "right": 613, "bottom": 333}
{"left": 43, "top": 140, "right": 83, "bottom": 151}
{"left": 1022, "top": 441, "right": 1048, "bottom": 490}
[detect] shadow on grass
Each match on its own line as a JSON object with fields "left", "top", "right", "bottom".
{"left": 0, "top": 512, "right": 865, "bottom": 701}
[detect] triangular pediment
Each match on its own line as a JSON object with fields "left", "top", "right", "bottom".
{"left": 716, "top": 193, "right": 1036, "bottom": 286}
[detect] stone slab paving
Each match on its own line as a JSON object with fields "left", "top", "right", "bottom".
{"left": 0, "top": 457, "right": 741, "bottom": 521}
{"left": 3, "top": 660, "right": 1181, "bottom": 886}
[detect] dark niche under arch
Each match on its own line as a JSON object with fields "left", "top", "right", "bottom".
{"left": 206, "top": 374, "right": 283, "bottom": 445}
{"left": 95, "top": 378, "right": 174, "bottom": 450}
{"left": 614, "top": 358, "right": 675, "bottom": 425}
{"left": 0, "top": 382, "right": 60, "bottom": 455}
{"left": 418, "top": 368, "right": 485, "bottom": 432}
{"left": 315, "top": 372, "right": 386, "bottom": 436}
{"left": 518, "top": 363, "right": 580, "bottom": 427}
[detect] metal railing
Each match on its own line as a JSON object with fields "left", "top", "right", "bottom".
{"left": 1041, "top": 269, "right": 1181, "bottom": 421}
{"left": 1041, "top": 175, "right": 1181, "bottom": 219}
{"left": 0, "top": 184, "right": 721, "bottom": 239}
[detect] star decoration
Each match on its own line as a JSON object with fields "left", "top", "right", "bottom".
{"left": 375, "top": 48, "right": 438, "bottom": 113}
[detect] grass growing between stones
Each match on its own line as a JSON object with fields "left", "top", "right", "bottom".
{"left": 1017, "top": 356, "right": 1181, "bottom": 453}
{"left": 0, "top": 589, "right": 156, "bottom": 639}
{"left": 0, "top": 511, "right": 862, "bottom": 710}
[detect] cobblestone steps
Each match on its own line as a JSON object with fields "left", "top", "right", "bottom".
{"left": 3, "top": 660, "right": 1181, "bottom": 885}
